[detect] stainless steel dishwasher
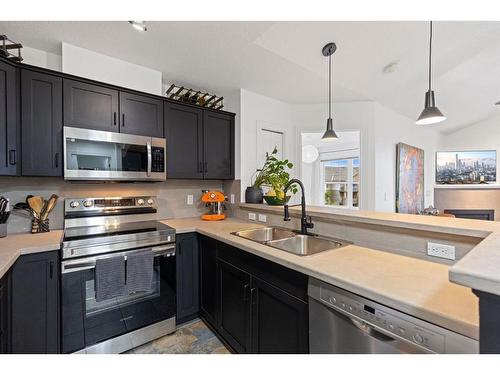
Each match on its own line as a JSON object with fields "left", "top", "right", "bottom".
{"left": 308, "top": 277, "right": 478, "bottom": 354}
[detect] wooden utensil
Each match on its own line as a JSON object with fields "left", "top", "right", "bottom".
{"left": 41, "top": 194, "right": 58, "bottom": 221}
{"left": 27, "top": 196, "right": 45, "bottom": 218}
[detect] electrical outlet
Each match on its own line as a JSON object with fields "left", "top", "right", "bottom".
{"left": 258, "top": 214, "right": 267, "bottom": 223}
{"left": 248, "top": 212, "right": 256, "bottom": 221}
{"left": 230, "top": 194, "right": 235, "bottom": 204}
{"left": 427, "top": 242, "right": 456, "bottom": 260}
{"left": 187, "top": 195, "right": 194, "bottom": 205}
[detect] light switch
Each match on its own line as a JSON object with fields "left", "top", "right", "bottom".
{"left": 230, "top": 194, "right": 235, "bottom": 204}
{"left": 187, "top": 195, "right": 194, "bottom": 205}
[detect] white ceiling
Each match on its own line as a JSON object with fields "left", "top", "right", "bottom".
{"left": 2, "top": 21, "right": 500, "bottom": 133}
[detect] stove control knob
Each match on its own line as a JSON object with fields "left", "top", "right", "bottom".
{"left": 70, "top": 201, "right": 80, "bottom": 208}
{"left": 147, "top": 198, "right": 154, "bottom": 205}
{"left": 83, "top": 200, "right": 93, "bottom": 208}
{"left": 137, "top": 198, "right": 145, "bottom": 206}
{"left": 412, "top": 334, "right": 424, "bottom": 344}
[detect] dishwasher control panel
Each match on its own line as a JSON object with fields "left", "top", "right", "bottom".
{"left": 318, "top": 283, "right": 445, "bottom": 353}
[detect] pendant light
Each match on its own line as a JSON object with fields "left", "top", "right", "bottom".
{"left": 322, "top": 42, "right": 338, "bottom": 141}
{"left": 416, "top": 21, "right": 446, "bottom": 125}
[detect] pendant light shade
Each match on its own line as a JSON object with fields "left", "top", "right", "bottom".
{"left": 416, "top": 21, "right": 446, "bottom": 125}
{"left": 322, "top": 42, "right": 338, "bottom": 141}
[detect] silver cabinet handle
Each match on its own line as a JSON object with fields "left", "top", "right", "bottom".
{"left": 146, "top": 141, "right": 152, "bottom": 177}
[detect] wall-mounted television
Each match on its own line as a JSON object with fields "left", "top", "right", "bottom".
{"left": 435, "top": 150, "right": 497, "bottom": 184}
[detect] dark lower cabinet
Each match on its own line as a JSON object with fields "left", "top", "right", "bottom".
{"left": 10, "top": 251, "right": 60, "bottom": 353}
{"left": 21, "top": 69, "right": 63, "bottom": 176}
{"left": 251, "top": 277, "right": 308, "bottom": 353}
{"left": 199, "top": 235, "right": 218, "bottom": 327}
{"left": 218, "top": 260, "right": 252, "bottom": 353}
{"left": 0, "top": 274, "right": 9, "bottom": 354}
{"left": 176, "top": 233, "right": 200, "bottom": 324}
{"left": 120, "top": 92, "right": 163, "bottom": 137}
{"left": 63, "top": 79, "right": 119, "bottom": 132}
{"left": 0, "top": 60, "right": 19, "bottom": 176}
{"left": 203, "top": 111, "right": 234, "bottom": 180}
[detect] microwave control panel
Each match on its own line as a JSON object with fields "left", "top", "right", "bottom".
{"left": 151, "top": 147, "right": 165, "bottom": 173}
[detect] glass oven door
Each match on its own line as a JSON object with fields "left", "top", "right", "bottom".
{"left": 61, "top": 246, "right": 176, "bottom": 353}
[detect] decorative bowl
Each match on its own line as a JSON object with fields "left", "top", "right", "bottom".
{"left": 263, "top": 195, "right": 291, "bottom": 206}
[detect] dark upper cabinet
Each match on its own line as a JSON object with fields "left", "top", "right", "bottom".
{"left": 0, "top": 274, "right": 9, "bottom": 354}
{"left": 251, "top": 277, "right": 308, "bottom": 353}
{"left": 21, "top": 69, "right": 63, "bottom": 176}
{"left": 203, "top": 111, "right": 234, "bottom": 180}
{"left": 164, "top": 102, "right": 204, "bottom": 179}
{"left": 120, "top": 92, "right": 163, "bottom": 137}
{"left": 0, "top": 60, "right": 19, "bottom": 176}
{"left": 63, "top": 79, "right": 119, "bottom": 132}
{"left": 199, "top": 235, "right": 218, "bottom": 327}
{"left": 176, "top": 233, "right": 200, "bottom": 324}
{"left": 10, "top": 251, "right": 60, "bottom": 354}
{"left": 218, "top": 260, "right": 252, "bottom": 353}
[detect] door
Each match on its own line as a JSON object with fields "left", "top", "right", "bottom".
{"left": 21, "top": 69, "right": 63, "bottom": 176}
{"left": 120, "top": 92, "right": 163, "bottom": 137}
{"left": 218, "top": 260, "right": 252, "bottom": 353}
{"left": 0, "top": 60, "right": 19, "bottom": 176}
{"left": 176, "top": 233, "right": 199, "bottom": 324}
{"left": 64, "top": 79, "right": 119, "bottom": 132}
{"left": 199, "top": 235, "right": 218, "bottom": 327}
{"left": 251, "top": 277, "right": 308, "bottom": 353}
{"left": 10, "top": 251, "right": 59, "bottom": 354}
{"left": 164, "top": 102, "right": 204, "bottom": 179}
{"left": 203, "top": 111, "right": 234, "bottom": 179}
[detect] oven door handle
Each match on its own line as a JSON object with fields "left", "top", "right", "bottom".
{"left": 147, "top": 141, "right": 152, "bottom": 177}
{"left": 61, "top": 244, "right": 175, "bottom": 274}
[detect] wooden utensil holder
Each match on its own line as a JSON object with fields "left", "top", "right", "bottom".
{"left": 31, "top": 217, "right": 50, "bottom": 233}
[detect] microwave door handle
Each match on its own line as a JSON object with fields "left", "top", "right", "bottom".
{"left": 147, "top": 141, "right": 152, "bottom": 177}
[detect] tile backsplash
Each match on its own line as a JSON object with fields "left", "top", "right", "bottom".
{"left": 0, "top": 177, "right": 225, "bottom": 234}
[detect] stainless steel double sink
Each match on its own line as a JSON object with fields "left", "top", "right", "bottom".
{"left": 231, "top": 227, "right": 349, "bottom": 256}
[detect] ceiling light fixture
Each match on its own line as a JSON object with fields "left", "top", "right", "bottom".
{"left": 129, "top": 21, "right": 147, "bottom": 32}
{"left": 321, "top": 43, "right": 338, "bottom": 141}
{"left": 416, "top": 21, "right": 446, "bottom": 125}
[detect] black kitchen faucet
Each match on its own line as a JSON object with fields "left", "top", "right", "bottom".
{"left": 283, "top": 179, "right": 314, "bottom": 235}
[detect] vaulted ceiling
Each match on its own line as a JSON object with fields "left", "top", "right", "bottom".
{"left": 2, "top": 21, "right": 500, "bottom": 133}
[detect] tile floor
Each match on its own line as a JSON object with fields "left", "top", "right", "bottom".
{"left": 126, "top": 319, "right": 230, "bottom": 354}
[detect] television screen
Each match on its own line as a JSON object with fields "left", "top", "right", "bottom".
{"left": 436, "top": 150, "right": 496, "bottom": 184}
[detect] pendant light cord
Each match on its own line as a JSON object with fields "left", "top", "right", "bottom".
{"left": 428, "top": 21, "right": 433, "bottom": 92}
{"left": 329, "top": 54, "right": 332, "bottom": 118}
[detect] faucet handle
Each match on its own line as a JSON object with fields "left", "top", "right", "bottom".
{"left": 284, "top": 204, "right": 291, "bottom": 221}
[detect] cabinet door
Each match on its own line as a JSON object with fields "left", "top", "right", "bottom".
{"left": 218, "top": 260, "right": 252, "bottom": 353}
{"left": 251, "top": 277, "right": 308, "bottom": 353}
{"left": 21, "top": 70, "right": 63, "bottom": 176}
{"left": 164, "top": 102, "right": 204, "bottom": 179}
{"left": 63, "top": 79, "right": 119, "bottom": 132}
{"left": 0, "top": 274, "right": 9, "bottom": 354}
{"left": 10, "top": 251, "right": 60, "bottom": 354}
{"left": 120, "top": 92, "right": 163, "bottom": 137}
{"left": 176, "top": 233, "right": 200, "bottom": 324}
{"left": 199, "top": 235, "right": 218, "bottom": 327}
{"left": 203, "top": 111, "right": 234, "bottom": 179}
{"left": 0, "top": 61, "right": 19, "bottom": 176}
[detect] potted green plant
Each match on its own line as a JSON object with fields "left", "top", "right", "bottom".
{"left": 261, "top": 148, "right": 297, "bottom": 206}
{"left": 245, "top": 148, "right": 276, "bottom": 203}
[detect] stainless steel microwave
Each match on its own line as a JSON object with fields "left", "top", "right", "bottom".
{"left": 63, "top": 127, "right": 166, "bottom": 182}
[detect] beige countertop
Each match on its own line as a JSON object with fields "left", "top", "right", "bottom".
{"left": 0, "top": 216, "right": 480, "bottom": 341}
{"left": 162, "top": 217, "right": 479, "bottom": 340}
{"left": 0, "top": 230, "right": 63, "bottom": 279}
{"left": 241, "top": 203, "right": 500, "bottom": 300}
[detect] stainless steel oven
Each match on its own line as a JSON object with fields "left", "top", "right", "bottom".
{"left": 61, "top": 196, "right": 176, "bottom": 354}
{"left": 63, "top": 127, "right": 166, "bottom": 181}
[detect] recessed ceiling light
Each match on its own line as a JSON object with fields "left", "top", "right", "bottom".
{"left": 129, "top": 21, "right": 147, "bottom": 32}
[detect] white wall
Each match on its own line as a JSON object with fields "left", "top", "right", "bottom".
{"left": 21, "top": 45, "right": 62, "bottom": 71}
{"left": 239, "top": 89, "right": 295, "bottom": 199}
{"left": 62, "top": 43, "right": 163, "bottom": 95}
{"left": 373, "top": 102, "right": 440, "bottom": 212}
{"left": 439, "top": 114, "right": 500, "bottom": 179}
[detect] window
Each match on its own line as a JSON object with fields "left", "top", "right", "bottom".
{"left": 321, "top": 158, "right": 359, "bottom": 208}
